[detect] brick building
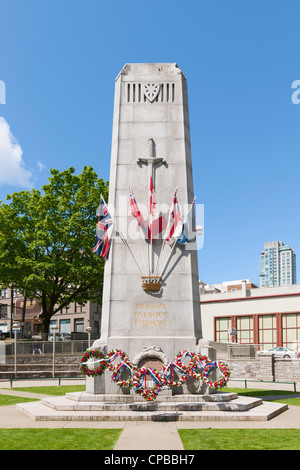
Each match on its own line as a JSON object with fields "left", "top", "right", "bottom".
{"left": 0, "top": 287, "right": 101, "bottom": 337}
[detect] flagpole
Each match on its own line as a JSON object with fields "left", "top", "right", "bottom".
{"left": 149, "top": 175, "right": 153, "bottom": 275}
{"left": 118, "top": 231, "right": 143, "bottom": 276}
{"left": 155, "top": 188, "right": 178, "bottom": 276}
{"left": 159, "top": 240, "right": 177, "bottom": 278}
{"left": 139, "top": 229, "right": 147, "bottom": 276}
{"left": 155, "top": 238, "right": 166, "bottom": 275}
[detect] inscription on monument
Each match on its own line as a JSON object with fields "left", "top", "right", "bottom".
{"left": 134, "top": 303, "right": 168, "bottom": 328}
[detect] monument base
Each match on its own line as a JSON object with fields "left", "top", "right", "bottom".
{"left": 17, "top": 391, "right": 289, "bottom": 422}
{"left": 85, "top": 339, "right": 218, "bottom": 396}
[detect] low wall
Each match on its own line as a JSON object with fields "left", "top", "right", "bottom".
{"left": 199, "top": 340, "right": 300, "bottom": 382}
{"left": 222, "top": 355, "right": 300, "bottom": 382}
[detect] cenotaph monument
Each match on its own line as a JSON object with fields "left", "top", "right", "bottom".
{"left": 90, "top": 63, "right": 206, "bottom": 394}
{"left": 17, "top": 64, "right": 287, "bottom": 421}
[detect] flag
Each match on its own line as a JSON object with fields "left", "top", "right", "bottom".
{"left": 92, "top": 195, "right": 113, "bottom": 260}
{"left": 151, "top": 202, "right": 168, "bottom": 240}
{"left": 176, "top": 197, "right": 196, "bottom": 245}
{"left": 164, "top": 189, "right": 183, "bottom": 243}
{"left": 149, "top": 175, "right": 168, "bottom": 240}
{"left": 129, "top": 187, "right": 149, "bottom": 238}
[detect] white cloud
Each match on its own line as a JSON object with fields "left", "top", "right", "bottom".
{"left": 37, "top": 161, "right": 46, "bottom": 172}
{"left": 0, "top": 117, "right": 32, "bottom": 187}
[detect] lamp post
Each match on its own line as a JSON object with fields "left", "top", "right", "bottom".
{"left": 51, "top": 324, "right": 58, "bottom": 378}
{"left": 86, "top": 326, "right": 92, "bottom": 349}
{"left": 12, "top": 321, "right": 20, "bottom": 378}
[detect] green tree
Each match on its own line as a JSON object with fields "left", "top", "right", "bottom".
{"left": 0, "top": 166, "right": 109, "bottom": 334}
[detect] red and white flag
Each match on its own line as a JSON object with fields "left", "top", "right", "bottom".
{"left": 151, "top": 202, "right": 168, "bottom": 240}
{"left": 149, "top": 175, "right": 167, "bottom": 240}
{"left": 164, "top": 189, "right": 183, "bottom": 242}
{"left": 130, "top": 186, "right": 150, "bottom": 239}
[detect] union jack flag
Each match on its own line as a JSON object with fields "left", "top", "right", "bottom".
{"left": 92, "top": 195, "right": 113, "bottom": 260}
{"left": 164, "top": 189, "right": 183, "bottom": 242}
{"left": 129, "top": 187, "right": 150, "bottom": 238}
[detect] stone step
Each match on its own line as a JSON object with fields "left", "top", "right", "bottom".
{"left": 41, "top": 395, "right": 262, "bottom": 412}
{"left": 16, "top": 399, "right": 288, "bottom": 422}
{"left": 65, "top": 391, "right": 239, "bottom": 403}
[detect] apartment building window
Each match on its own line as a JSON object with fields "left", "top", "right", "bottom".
{"left": 60, "top": 319, "right": 71, "bottom": 334}
{"left": 1, "top": 289, "right": 8, "bottom": 298}
{"left": 74, "top": 318, "right": 84, "bottom": 333}
{"left": 0, "top": 304, "right": 8, "bottom": 319}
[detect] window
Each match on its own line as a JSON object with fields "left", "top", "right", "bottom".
{"left": 1, "top": 289, "right": 8, "bottom": 298}
{"left": 259, "top": 314, "right": 276, "bottom": 349}
{"left": 282, "top": 313, "right": 300, "bottom": 349}
{"left": 60, "top": 319, "right": 71, "bottom": 334}
{"left": 0, "top": 304, "right": 8, "bottom": 318}
{"left": 215, "top": 317, "right": 231, "bottom": 343}
{"left": 236, "top": 316, "right": 253, "bottom": 344}
{"left": 74, "top": 318, "right": 84, "bottom": 333}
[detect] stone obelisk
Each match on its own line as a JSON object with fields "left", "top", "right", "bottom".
{"left": 91, "top": 63, "right": 203, "bottom": 393}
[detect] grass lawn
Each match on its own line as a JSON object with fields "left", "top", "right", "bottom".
{"left": 178, "top": 428, "right": 300, "bottom": 450}
{"left": 178, "top": 387, "right": 300, "bottom": 450}
{"left": 0, "top": 428, "right": 123, "bottom": 450}
{"left": 3, "top": 385, "right": 86, "bottom": 396}
{"left": 0, "top": 395, "right": 39, "bottom": 407}
{"left": 1, "top": 384, "right": 299, "bottom": 450}
{"left": 223, "top": 387, "right": 300, "bottom": 406}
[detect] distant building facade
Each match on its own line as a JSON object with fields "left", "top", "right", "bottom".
{"left": 260, "top": 241, "right": 297, "bottom": 287}
{"left": 200, "top": 281, "right": 300, "bottom": 350}
{"left": 0, "top": 287, "right": 101, "bottom": 337}
{"left": 199, "top": 279, "right": 258, "bottom": 295}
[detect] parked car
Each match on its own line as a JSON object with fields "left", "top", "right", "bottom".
{"left": 48, "top": 332, "right": 71, "bottom": 342}
{"left": 48, "top": 332, "right": 65, "bottom": 342}
{"left": 258, "top": 347, "right": 299, "bottom": 359}
{"left": 61, "top": 333, "right": 71, "bottom": 341}
{"left": 0, "top": 330, "right": 10, "bottom": 339}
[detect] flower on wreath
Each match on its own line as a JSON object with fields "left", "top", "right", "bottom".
{"left": 173, "top": 350, "right": 204, "bottom": 381}
{"left": 161, "top": 361, "right": 189, "bottom": 388}
{"left": 132, "top": 367, "right": 163, "bottom": 401}
{"left": 79, "top": 349, "right": 107, "bottom": 377}
{"left": 202, "top": 360, "right": 231, "bottom": 390}
{"left": 107, "top": 349, "right": 137, "bottom": 388}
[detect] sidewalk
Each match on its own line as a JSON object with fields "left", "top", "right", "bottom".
{"left": 0, "top": 379, "right": 300, "bottom": 450}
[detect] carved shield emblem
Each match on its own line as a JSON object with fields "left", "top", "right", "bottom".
{"left": 144, "top": 83, "right": 160, "bottom": 102}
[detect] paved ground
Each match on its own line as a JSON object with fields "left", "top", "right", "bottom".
{"left": 1, "top": 378, "right": 300, "bottom": 450}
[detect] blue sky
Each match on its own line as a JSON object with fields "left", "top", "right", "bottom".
{"left": 0, "top": 0, "right": 300, "bottom": 286}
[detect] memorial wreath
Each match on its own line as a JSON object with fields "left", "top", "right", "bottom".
{"left": 132, "top": 367, "right": 163, "bottom": 401}
{"left": 79, "top": 349, "right": 107, "bottom": 377}
{"left": 202, "top": 360, "right": 231, "bottom": 389}
{"left": 107, "top": 349, "right": 137, "bottom": 387}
